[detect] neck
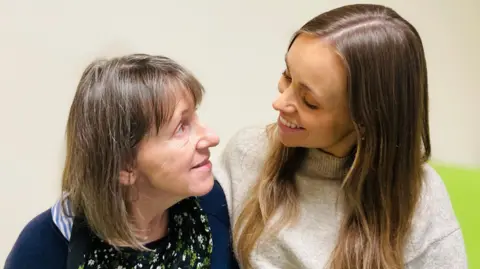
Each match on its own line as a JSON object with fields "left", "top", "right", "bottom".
{"left": 127, "top": 190, "right": 180, "bottom": 244}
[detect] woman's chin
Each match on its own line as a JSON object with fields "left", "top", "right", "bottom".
{"left": 278, "top": 136, "right": 302, "bottom": 148}
{"left": 188, "top": 174, "right": 215, "bottom": 197}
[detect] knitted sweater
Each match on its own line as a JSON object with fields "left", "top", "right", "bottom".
{"left": 214, "top": 126, "right": 467, "bottom": 269}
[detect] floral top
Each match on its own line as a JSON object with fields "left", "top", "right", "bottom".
{"left": 78, "top": 197, "right": 213, "bottom": 269}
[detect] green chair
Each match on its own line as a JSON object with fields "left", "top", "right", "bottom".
{"left": 432, "top": 163, "right": 480, "bottom": 268}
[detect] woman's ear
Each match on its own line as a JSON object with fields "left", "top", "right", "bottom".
{"left": 356, "top": 123, "right": 366, "bottom": 140}
{"left": 119, "top": 170, "right": 136, "bottom": 186}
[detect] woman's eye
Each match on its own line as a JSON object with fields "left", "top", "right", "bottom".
{"left": 282, "top": 71, "right": 292, "bottom": 81}
{"left": 175, "top": 123, "right": 189, "bottom": 136}
{"left": 303, "top": 98, "right": 318, "bottom": 110}
{"left": 176, "top": 125, "right": 184, "bottom": 134}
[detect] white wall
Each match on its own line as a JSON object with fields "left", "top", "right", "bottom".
{"left": 0, "top": 0, "right": 478, "bottom": 264}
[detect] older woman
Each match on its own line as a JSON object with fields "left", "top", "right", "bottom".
{"left": 5, "top": 54, "right": 237, "bottom": 269}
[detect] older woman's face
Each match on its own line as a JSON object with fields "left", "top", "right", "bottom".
{"left": 126, "top": 94, "right": 219, "bottom": 199}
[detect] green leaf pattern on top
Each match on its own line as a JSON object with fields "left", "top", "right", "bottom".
{"left": 78, "top": 197, "right": 212, "bottom": 269}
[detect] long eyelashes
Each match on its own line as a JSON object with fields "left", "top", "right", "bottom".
{"left": 302, "top": 98, "right": 318, "bottom": 109}
{"left": 282, "top": 71, "right": 291, "bottom": 81}
{"left": 281, "top": 71, "right": 318, "bottom": 110}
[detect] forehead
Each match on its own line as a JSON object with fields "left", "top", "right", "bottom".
{"left": 169, "top": 90, "right": 195, "bottom": 120}
{"left": 286, "top": 34, "right": 347, "bottom": 103}
{"left": 148, "top": 90, "right": 194, "bottom": 137}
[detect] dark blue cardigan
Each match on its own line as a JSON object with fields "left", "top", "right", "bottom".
{"left": 4, "top": 180, "right": 238, "bottom": 269}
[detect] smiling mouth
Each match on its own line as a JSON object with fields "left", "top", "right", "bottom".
{"left": 192, "top": 159, "right": 210, "bottom": 169}
{"left": 278, "top": 116, "right": 305, "bottom": 129}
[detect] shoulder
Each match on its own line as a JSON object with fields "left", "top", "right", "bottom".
{"left": 418, "top": 164, "right": 460, "bottom": 232}
{"left": 213, "top": 125, "right": 269, "bottom": 212}
{"left": 4, "top": 209, "right": 68, "bottom": 269}
{"left": 198, "top": 180, "right": 229, "bottom": 225}
{"left": 406, "top": 164, "right": 463, "bottom": 261}
{"left": 221, "top": 125, "right": 269, "bottom": 164}
{"left": 214, "top": 125, "right": 269, "bottom": 182}
{"left": 198, "top": 180, "right": 239, "bottom": 269}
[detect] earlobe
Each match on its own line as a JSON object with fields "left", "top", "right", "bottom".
{"left": 119, "top": 170, "right": 136, "bottom": 186}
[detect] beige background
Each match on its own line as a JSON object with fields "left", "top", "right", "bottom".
{"left": 0, "top": 0, "right": 479, "bottom": 264}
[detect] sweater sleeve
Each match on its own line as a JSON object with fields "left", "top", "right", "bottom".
{"left": 4, "top": 210, "right": 68, "bottom": 269}
{"left": 407, "top": 228, "right": 468, "bottom": 269}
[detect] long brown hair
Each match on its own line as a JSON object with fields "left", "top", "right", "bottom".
{"left": 61, "top": 54, "right": 204, "bottom": 248}
{"left": 234, "top": 4, "right": 430, "bottom": 269}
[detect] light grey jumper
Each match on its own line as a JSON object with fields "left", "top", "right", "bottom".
{"left": 214, "top": 126, "right": 468, "bottom": 269}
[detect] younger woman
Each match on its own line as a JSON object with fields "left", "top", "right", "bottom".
{"left": 215, "top": 4, "right": 467, "bottom": 269}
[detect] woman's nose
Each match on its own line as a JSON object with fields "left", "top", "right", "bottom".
{"left": 272, "top": 93, "right": 295, "bottom": 113}
{"left": 196, "top": 126, "right": 220, "bottom": 149}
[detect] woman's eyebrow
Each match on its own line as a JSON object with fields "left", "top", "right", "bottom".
{"left": 285, "top": 55, "right": 319, "bottom": 97}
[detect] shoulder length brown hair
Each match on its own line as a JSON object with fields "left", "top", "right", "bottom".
{"left": 234, "top": 4, "right": 430, "bottom": 269}
{"left": 61, "top": 54, "right": 204, "bottom": 248}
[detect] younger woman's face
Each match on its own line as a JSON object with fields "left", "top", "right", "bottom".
{"left": 272, "top": 34, "right": 356, "bottom": 157}
{"left": 124, "top": 93, "right": 220, "bottom": 200}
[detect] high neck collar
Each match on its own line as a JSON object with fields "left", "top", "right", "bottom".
{"left": 299, "top": 148, "right": 352, "bottom": 179}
